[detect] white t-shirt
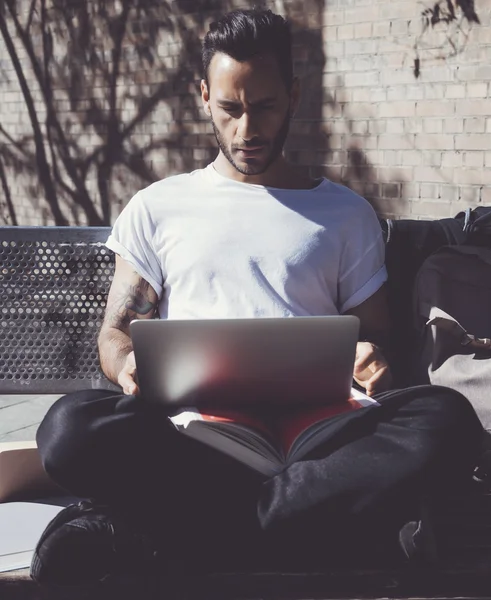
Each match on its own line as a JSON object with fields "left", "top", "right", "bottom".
{"left": 105, "top": 164, "right": 387, "bottom": 319}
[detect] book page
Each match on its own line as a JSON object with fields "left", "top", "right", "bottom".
{"left": 169, "top": 409, "right": 283, "bottom": 476}
{"left": 168, "top": 389, "right": 379, "bottom": 474}
{"left": 170, "top": 408, "right": 273, "bottom": 438}
{"left": 276, "top": 403, "right": 354, "bottom": 456}
{"left": 277, "top": 389, "right": 379, "bottom": 455}
{"left": 169, "top": 407, "right": 285, "bottom": 459}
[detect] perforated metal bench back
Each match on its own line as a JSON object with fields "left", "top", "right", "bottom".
{"left": 0, "top": 227, "right": 119, "bottom": 393}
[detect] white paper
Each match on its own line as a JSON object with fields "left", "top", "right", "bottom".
{"left": 350, "top": 387, "right": 380, "bottom": 407}
{"left": 0, "top": 502, "right": 63, "bottom": 572}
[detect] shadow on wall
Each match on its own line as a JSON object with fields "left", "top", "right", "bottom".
{"left": 0, "top": 0, "right": 222, "bottom": 225}
{"left": 288, "top": 0, "right": 481, "bottom": 215}
{"left": 284, "top": 0, "right": 407, "bottom": 218}
{"left": 414, "top": 0, "right": 480, "bottom": 77}
{"left": 2, "top": 0, "right": 478, "bottom": 224}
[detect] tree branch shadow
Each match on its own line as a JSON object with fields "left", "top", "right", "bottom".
{"left": 0, "top": 0, "right": 222, "bottom": 224}
{"left": 414, "top": 0, "right": 480, "bottom": 77}
{"left": 0, "top": 0, "right": 409, "bottom": 224}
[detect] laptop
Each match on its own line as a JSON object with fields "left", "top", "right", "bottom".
{"left": 130, "top": 315, "right": 359, "bottom": 408}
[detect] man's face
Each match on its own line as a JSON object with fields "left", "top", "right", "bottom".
{"left": 201, "top": 53, "right": 296, "bottom": 176}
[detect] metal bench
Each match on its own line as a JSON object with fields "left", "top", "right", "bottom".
{"left": 0, "top": 227, "right": 118, "bottom": 394}
{"left": 1, "top": 225, "right": 491, "bottom": 599}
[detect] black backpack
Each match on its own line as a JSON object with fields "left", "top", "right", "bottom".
{"left": 383, "top": 207, "right": 491, "bottom": 387}
{"left": 455, "top": 206, "right": 491, "bottom": 247}
{"left": 384, "top": 207, "right": 491, "bottom": 480}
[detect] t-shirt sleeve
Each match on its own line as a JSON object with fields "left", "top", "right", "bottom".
{"left": 105, "top": 191, "right": 163, "bottom": 297}
{"left": 338, "top": 202, "right": 387, "bottom": 314}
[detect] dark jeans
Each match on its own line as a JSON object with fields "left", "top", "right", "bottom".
{"left": 36, "top": 385, "right": 482, "bottom": 567}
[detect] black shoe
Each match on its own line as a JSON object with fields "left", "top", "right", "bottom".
{"left": 30, "top": 500, "right": 158, "bottom": 586}
{"left": 398, "top": 517, "right": 438, "bottom": 565}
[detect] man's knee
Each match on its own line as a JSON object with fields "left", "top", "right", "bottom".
{"left": 380, "top": 385, "right": 483, "bottom": 464}
{"left": 385, "top": 385, "right": 480, "bottom": 431}
{"left": 399, "top": 386, "right": 483, "bottom": 467}
{"left": 419, "top": 385, "right": 481, "bottom": 431}
{"left": 36, "top": 389, "right": 112, "bottom": 479}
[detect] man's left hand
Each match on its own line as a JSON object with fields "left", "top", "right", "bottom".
{"left": 353, "top": 341, "right": 392, "bottom": 397}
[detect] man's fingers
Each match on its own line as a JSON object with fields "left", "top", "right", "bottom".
{"left": 365, "top": 366, "right": 392, "bottom": 396}
{"left": 117, "top": 352, "right": 140, "bottom": 395}
{"left": 118, "top": 371, "right": 139, "bottom": 396}
{"left": 354, "top": 341, "right": 391, "bottom": 396}
{"left": 353, "top": 354, "right": 388, "bottom": 384}
{"left": 354, "top": 355, "right": 372, "bottom": 372}
{"left": 354, "top": 345, "right": 381, "bottom": 372}
{"left": 354, "top": 358, "right": 385, "bottom": 376}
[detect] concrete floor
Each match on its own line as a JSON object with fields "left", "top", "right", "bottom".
{"left": 0, "top": 395, "right": 61, "bottom": 443}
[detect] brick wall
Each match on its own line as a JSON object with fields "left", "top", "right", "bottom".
{"left": 0, "top": 0, "right": 490, "bottom": 225}
{"left": 320, "top": 0, "right": 491, "bottom": 219}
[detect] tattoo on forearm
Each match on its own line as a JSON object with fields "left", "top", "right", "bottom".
{"left": 106, "top": 280, "right": 157, "bottom": 330}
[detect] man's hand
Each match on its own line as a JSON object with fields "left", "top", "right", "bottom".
{"left": 353, "top": 342, "right": 392, "bottom": 397}
{"left": 118, "top": 351, "right": 139, "bottom": 395}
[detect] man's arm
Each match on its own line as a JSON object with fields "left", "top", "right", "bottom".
{"left": 346, "top": 285, "right": 392, "bottom": 396}
{"left": 347, "top": 285, "right": 390, "bottom": 351}
{"left": 98, "top": 254, "right": 159, "bottom": 392}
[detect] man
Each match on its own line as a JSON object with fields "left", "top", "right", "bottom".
{"left": 31, "top": 9, "right": 481, "bottom": 586}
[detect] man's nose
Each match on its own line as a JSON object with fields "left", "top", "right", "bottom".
{"left": 237, "top": 112, "right": 258, "bottom": 142}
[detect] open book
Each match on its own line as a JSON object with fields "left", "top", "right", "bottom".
{"left": 169, "top": 388, "right": 379, "bottom": 477}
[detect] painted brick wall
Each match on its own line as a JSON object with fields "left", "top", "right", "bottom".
{"left": 0, "top": 0, "right": 489, "bottom": 225}
{"left": 320, "top": 0, "right": 491, "bottom": 219}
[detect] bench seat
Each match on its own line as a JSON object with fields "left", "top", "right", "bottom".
{"left": 1, "top": 226, "right": 490, "bottom": 599}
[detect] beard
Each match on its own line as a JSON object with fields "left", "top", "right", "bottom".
{"left": 210, "top": 106, "right": 291, "bottom": 176}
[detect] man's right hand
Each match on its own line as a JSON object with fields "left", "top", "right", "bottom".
{"left": 118, "top": 351, "right": 139, "bottom": 395}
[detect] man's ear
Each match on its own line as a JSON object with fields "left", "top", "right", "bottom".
{"left": 289, "top": 76, "right": 301, "bottom": 118}
{"left": 201, "top": 79, "right": 211, "bottom": 116}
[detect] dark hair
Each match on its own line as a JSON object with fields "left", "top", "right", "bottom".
{"left": 202, "top": 9, "right": 293, "bottom": 90}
